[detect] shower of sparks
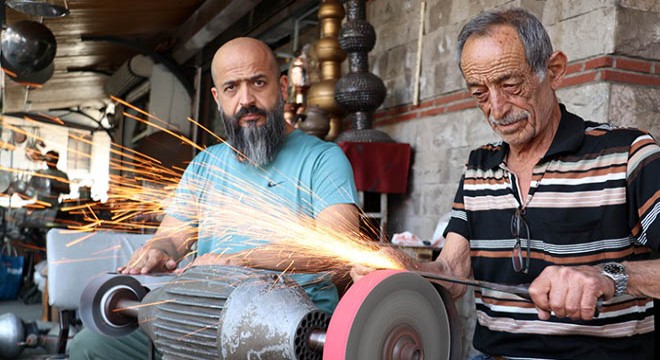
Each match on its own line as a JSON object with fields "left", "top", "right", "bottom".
{"left": 101, "top": 100, "right": 403, "bottom": 273}
{"left": 3, "top": 100, "right": 407, "bottom": 297}
{"left": 65, "top": 232, "right": 94, "bottom": 247}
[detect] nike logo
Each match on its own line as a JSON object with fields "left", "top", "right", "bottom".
{"left": 267, "top": 180, "right": 284, "bottom": 188}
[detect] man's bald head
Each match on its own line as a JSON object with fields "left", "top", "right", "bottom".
{"left": 208, "top": 37, "right": 290, "bottom": 167}
{"left": 210, "top": 37, "right": 280, "bottom": 87}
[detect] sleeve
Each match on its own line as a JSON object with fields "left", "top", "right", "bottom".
{"left": 310, "top": 145, "right": 359, "bottom": 217}
{"left": 626, "top": 133, "right": 660, "bottom": 251}
{"left": 165, "top": 153, "right": 207, "bottom": 226}
{"left": 443, "top": 173, "right": 470, "bottom": 241}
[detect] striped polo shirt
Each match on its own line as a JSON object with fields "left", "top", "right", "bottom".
{"left": 445, "top": 104, "right": 659, "bottom": 359}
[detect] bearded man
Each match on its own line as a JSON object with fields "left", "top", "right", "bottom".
{"left": 70, "top": 37, "right": 359, "bottom": 360}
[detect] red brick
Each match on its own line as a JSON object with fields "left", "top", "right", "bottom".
{"left": 390, "top": 112, "right": 419, "bottom": 123}
{"left": 600, "top": 69, "right": 660, "bottom": 87}
{"left": 559, "top": 72, "right": 598, "bottom": 88}
{"left": 374, "top": 111, "right": 387, "bottom": 120}
{"left": 376, "top": 105, "right": 410, "bottom": 118}
{"left": 419, "top": 106, "right": 446, "bottom": 118}
{"left": 583, "top": 56, "right": 613, "bottom": 70}
{"left": 614, "top": 58, "right": 652, "bottom": 73}
{"left": 375, "top": 112, "right": 419, "bottom": 126}
{"left": 446, "top": 100, "right": 478, "bottom": 113}
{"left": 414, "top": 98, "right": 435, "bottom": 110}
{"left": 565, "top": 62, "right": 583, "bottom": 75}
{"left": 434, "top": 91, "right": 470, "bottom": 105}
{"left": 654, "top": 62, "right": 660, "bottom": 74}
{"left": 374, "top": 117, "right": 400, "bottom": 127}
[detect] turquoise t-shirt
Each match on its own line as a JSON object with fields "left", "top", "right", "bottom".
{"left": 167, "top": 129, "right": 358, "bottom": 313}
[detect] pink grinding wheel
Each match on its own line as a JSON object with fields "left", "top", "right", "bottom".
{"left": 323, "top": 270, "right": 460, "bottom": 360}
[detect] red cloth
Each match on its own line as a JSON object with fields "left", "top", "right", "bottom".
{"left": 338, "top": 142, "right": 411, "bottom": 194}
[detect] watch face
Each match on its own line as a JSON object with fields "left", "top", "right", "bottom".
{"left": 604, "top": 263, "right": 625, "bottom": 275}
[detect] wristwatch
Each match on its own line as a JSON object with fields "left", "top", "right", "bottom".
{"left": 600, "top": 262, "right": 628, "bottom": 297}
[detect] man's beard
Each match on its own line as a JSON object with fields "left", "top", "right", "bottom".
{"left": 221, "top": 97, "right": 286, "bottom": 166}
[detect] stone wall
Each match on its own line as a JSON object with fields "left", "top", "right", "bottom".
{"left": 367, "top": 0, "right": 659, "bottom": 239}
{"left": 363, "top": 0, "right": 659, "bottom": 358}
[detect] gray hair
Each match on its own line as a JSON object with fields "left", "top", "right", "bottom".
{"left": 457, "top": 8, "right": 553, "bottom": 79}
{"left": 221, "top": 95, "right": 286, "bottom": 167}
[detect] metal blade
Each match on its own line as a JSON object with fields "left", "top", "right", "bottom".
{"left": 414, "top": 271, "right": 531, "bottom": 299}
{"left": 414, "top": 271, "right": 604, "bottom": 317}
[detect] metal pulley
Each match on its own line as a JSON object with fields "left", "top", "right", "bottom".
{"left": 0, "top": 170, "right": 11, "bottom": 194}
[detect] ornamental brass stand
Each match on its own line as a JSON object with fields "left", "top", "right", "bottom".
{"left": 304, "top": 0, "right": 346, "bottom": 140}
{"left": 334, "top": 0, "right": 393, "bottom": 143}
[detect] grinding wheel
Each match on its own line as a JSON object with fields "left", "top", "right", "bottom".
{"left": 79, "top": 273, "right": 147, "bottom": 337}
{"left": 324, "top": 270, "right": 461, "bottom": 360}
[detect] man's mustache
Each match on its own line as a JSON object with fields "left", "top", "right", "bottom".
{"left": 489, "top": 110, "right": 530, "bottom": 126}
{"left": 235, "top": 105, "right": 267, "bottom": 120}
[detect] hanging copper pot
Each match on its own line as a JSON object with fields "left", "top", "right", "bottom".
{"left": 12, "top": 130, "right": 27, "bottom": 144}
{"left": 25, "top": 147, "right": 44, "bottom": 161}
{"left": 7, "top": 174, "right": 29, "bottom": 197}
{"left": 0, "top": 170, "right": 11, "bottom": 194}
{"left": 25, "top": 129, "right": 45, "bottom": 161}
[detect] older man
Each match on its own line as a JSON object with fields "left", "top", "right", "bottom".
{"left": 355, "top": 8, "right": 659, "bottom": 360}
{"left": 70, "top": 37, "right": 359, "bottom": 360}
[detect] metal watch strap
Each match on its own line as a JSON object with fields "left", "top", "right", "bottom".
{"left": 601, "top": 262, "right": 628, "bottom": 297}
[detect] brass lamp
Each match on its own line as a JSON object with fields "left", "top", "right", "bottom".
{"left": 304, "top": 0, "right": 346, "bottom": 141}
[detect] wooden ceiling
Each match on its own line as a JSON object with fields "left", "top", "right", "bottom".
{"left": 2, "top": 0, "right": 206, "bottom": 114}
{"left": 1, "top": 0, "right": 320, "bottom": 130}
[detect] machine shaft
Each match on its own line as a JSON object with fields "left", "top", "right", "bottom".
{"left": 114, "top": 299, "right": 140, "bottom": 318}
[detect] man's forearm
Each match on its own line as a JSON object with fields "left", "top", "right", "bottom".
{"left": 220, "top": 247, "right": 336, "bottom": 273}
{"left": 622, "top": 258, "right": 660, "bottom": 299}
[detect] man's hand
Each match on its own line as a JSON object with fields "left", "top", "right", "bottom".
{"left": 528, "top": 265, "right": 614, "bottom": 321}
{"left": 349, "top": 246, "right": 417, "bottom": 282}
{"left": 117, "top": 247, "right": 177, "bottom": 275}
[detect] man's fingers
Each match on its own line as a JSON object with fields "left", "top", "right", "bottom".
{"left": 165, "top": 259, "right": 177, "bottom": 270}
{"left": 349, "top": 264, "right": 375, "bottom": 282}
{"left": 140, "top": 253, "right": 163, "bottom": 274}
{"left": 530, "top": 265, "right": 609, "bottom": 321}
{"left": 564, "top": 285, "right": 584, "bottom": 319}
{"left": 578, "top": 291, "right": 602, "bottom": 320}
{"left": 349, "top": 267, "right": 364, "bottom": 282}
{"left": 536, "top": 308, "right": 551, "bottom": 321}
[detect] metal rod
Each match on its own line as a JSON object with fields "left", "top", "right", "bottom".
{"left": 307, "top": 329, "right": 326, "bottom": 351}
{"left": 414, "top": 271, "right": 531, "bottom": 299}
{"left": 415, "top": 270, "right": 604, "bottom": 316}
{"left": 116, "top": 299, "right": 140, "bottom": 317}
